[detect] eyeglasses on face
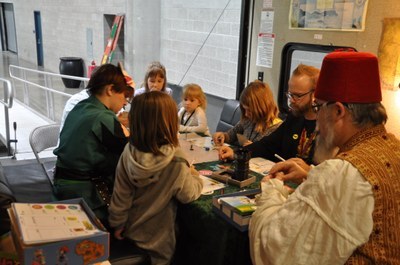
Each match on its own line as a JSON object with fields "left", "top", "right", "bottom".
{"left": 311, "top": 101, "right": 336, "bottom": 113}
{"left": 286, "top": 89, "right": 314, "bottom": 101}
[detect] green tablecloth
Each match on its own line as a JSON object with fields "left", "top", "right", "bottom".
{"left": 173, "top": 161, "right": 262, "bottom": 265}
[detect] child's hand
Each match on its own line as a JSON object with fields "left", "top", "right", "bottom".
{"left": 117, "top": 111, "right": 129, "bottom": 128}
{"left": 242, "top": 140, "right": 252, "bottom": 146}
{"left": 212, "top": 132, "right": 225, "bottom": 146}
{"left": 114, "top": 228, "right": 125, "bottom": 240}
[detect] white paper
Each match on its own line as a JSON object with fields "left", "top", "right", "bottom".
{"left": 200, "top": 175, "right": 226, "bottom": 195}
{"left": 249, "top": 157, "right": 275, "bottom": 175}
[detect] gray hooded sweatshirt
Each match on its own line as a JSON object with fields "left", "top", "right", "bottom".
{"left": 108, "top": 143, "right": 203, "bottom": 265}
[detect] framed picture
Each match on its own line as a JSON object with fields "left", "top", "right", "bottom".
{"left": 289, "top": 0, "right": 369, "bottom": 31}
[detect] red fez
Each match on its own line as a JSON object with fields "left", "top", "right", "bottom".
{"left": 315, "top": 51, "right": 382, "bottom": 103}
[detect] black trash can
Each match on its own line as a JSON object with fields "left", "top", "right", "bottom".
{"left": 59, "top": 57, "right": 84, "bottom": 88}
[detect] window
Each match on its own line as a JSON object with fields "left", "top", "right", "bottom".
{"left": 132, "top": 0, "right": 250, "bottom": 99}
{"left": 278, "top": 42, "right": 355, "bottom": 114}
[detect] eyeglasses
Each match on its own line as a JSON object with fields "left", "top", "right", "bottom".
{"left": 286, "top": 90, "right": 314, "bottom": 101}
{"left": 311, "top": 101, "right": 335, "bottom": 113}
{"left": 125, "top": 95, "right": 133, "bottom": 104}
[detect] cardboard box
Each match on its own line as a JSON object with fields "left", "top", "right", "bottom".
{"left": 212, "top": 189, "right": 260, "bottom": 232}
{"left": 0, "top": 232, "right": 19, "bottom": 265}
{"left": 8, "top": 198, "right": 109, "bottom": 265}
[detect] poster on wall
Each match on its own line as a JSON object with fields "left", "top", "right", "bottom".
{"left": 289, "top": 0, "right": 369, "bottom": 31}
{"left": 256, "top": 33, "right": 275, "bottom": 68}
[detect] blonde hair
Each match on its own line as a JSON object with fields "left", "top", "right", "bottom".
{"left": 240, "top": 80, "right": 279, "bottom": 133}
{"left": 181, "top": 83, "right": 207, "bottom": 109}
{"left": 144, "top": 61, "right": 167, "bottom": 92}
{"left": 129, "top": 91, "right": 179, "bottom": 155}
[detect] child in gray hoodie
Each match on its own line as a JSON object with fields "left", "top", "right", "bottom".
{"left": 108, "top": 91, "right": 203, "bottom": 265}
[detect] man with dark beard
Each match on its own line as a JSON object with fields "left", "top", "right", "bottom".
{"left": 218, "top": 64, "right": 319, "bottom": 164}
{"left": 249, "top": 51, "right": 400, "bottom": 264}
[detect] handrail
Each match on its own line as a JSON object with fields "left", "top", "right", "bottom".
{"left": 0, "top": 77, "right": 14, "bottom": 155}
{"left": 9, "top": 65, "right": 89, "bottom": 98}
{"left": 8, "top": 64, "right": 90, "bottom": 121}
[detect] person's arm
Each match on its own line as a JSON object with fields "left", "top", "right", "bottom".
{"left": 245, "top": 120, "right": 285, "bottom": 161}
{"left": 179, "top": 108, "right": 209, "bottom": 135}
{"left": 224, "top": 119, "right": 246, "bottom": 144}
{"left": 173, "top": 151, "right": 203, "bottom": 203}
{"left": 97, "top": 114, "right": 128, "bottom": 154}
{"left": 249, "top": 159, "right": 374, "bottom": 265}
{"left": 108, "top": 150, "right": 135, "bottom": 234}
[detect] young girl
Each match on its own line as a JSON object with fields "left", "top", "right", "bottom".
{"left": 134, "top": 61, "right": 172, "bottom": 96}
{"left": 213, "top": 80, "right": 282, "bottom": 146}
{"left": 108, "top": 91, "right": 203, "bottom": 265}
{"left": 178, "top": 83, "right": 210, "bottom": 136}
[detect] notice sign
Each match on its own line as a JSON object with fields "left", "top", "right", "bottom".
{"left": 256, "top": 33, "right": 275, "bottom": 68}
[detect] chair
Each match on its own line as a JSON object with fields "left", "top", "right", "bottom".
{"left": 29, "top": 123, "right": 60, "bottom": 187}
{"left": 215, "top": 99, "right": 242, "bottom": 132}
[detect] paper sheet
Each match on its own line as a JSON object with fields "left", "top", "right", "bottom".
{"left": 200, "top": 175, "right": 226, "bottom": 195}
{"left": 249, "top": 157, "right": 275, "bottom": 175}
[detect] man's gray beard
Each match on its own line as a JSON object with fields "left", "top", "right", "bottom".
{"left": 313, "top": 129, "right": 339, "bottom": 165}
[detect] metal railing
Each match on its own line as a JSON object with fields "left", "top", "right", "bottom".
{"left": 0, "top": 77, "right": 14, "bottom": 155}
{"left": 9, "top": 64, "right": 89, "bottom": 121}
{"left": 0, "top": 65, "right": 89, "bottom": 156}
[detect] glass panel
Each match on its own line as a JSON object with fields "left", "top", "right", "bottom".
{"left": 133, "top": 0, "right": 243, "bottom": 99}
{"left": 278, "top": 43, "right": 356, "bottom": 114}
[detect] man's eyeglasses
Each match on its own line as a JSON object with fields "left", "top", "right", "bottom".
{"left": 311, "top": 101, "right": 335, "bottom": 113}
{"left": 286, "top": 90, "right": 314, "bottom": 101}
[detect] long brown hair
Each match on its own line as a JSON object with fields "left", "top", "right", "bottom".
{"left": 239, "top": 80, "right": 279, "bottom": 133}
{"left": 143, "top": 61, "right": 167, "bottom": 92}
{"left": 129, "top": 91, "right": 179, "bottom": 155}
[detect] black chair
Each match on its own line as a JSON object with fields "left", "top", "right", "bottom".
{"left": 215, "top": 99, "right": 241, "bottom": 132}
{"left": 0, "top": 166, "right": 16, "bottom": 235}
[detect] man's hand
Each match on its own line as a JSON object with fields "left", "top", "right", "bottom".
{"left": 218, "top": 146, "right": 234, "bottom": 161}
{"left": 268, "top": 159, "right": 310, "bottom": 184}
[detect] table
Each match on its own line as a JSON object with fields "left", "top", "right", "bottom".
{"left": 178, "top": 133, "right": 220, "bottom": 164}
{"left": 173, "top": 160, "right": 262, "bottom": 265}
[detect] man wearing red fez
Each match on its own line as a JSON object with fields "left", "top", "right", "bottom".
{"left": 249, "top": 51, "right": 400, "bottom": 264}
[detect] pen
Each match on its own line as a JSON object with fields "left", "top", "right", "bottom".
{"left": 274, "top": 154, "right": 286, "bottom": 162}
